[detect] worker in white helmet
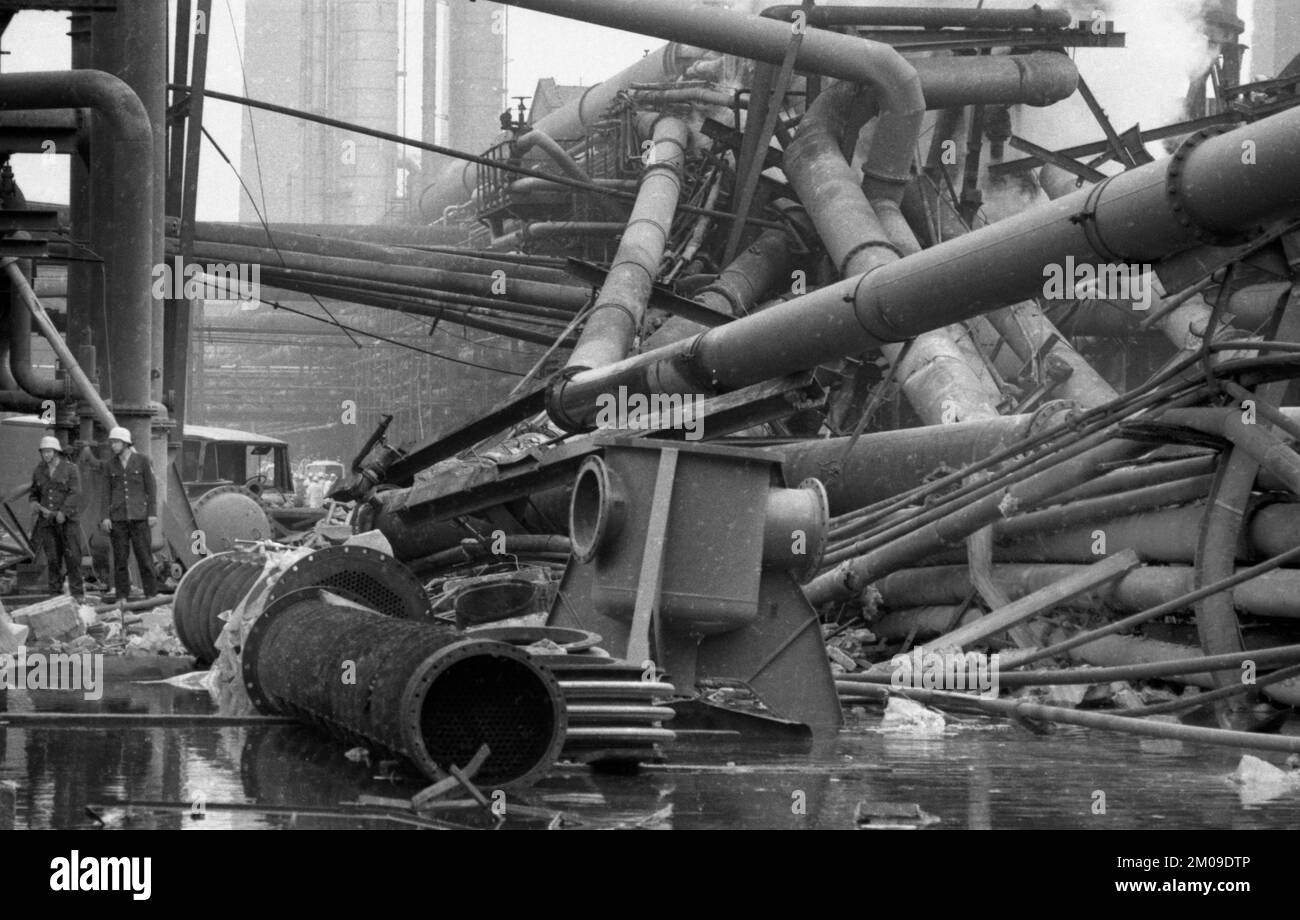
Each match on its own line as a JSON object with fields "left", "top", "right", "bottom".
{"left": 99, "top": 426, "right": 158, "bottom": 599}
{"left": 29, "top": 434, "right": 85, "bottom": 597}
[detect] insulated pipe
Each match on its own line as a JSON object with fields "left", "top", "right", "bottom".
{"left": 564, "top": 115, "right": 689, "bottom": 373}
{"left": 0, "top": 70, "right": 155, "bottom": 450}
{"left": 4, "top": 261, "right": 116, "bottom": 431}
{"left": 549, "top": 106, "right": 1300, "bottom": 421}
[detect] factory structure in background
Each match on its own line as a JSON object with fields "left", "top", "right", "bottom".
{"left": 193, "top": 0, "right": 513, "bottom": 460}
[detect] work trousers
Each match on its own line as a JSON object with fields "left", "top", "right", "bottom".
{"left": 108, "top": 519, "right": 157, "bottom": 598}
{"left": 34, "top": 518, "right": 84, "bottom": 595}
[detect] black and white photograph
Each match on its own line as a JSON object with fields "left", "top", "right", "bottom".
{"left": 0, "top": 0, "right": 1297, "bottom": 864}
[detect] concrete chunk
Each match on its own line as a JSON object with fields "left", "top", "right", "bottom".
{"left": 9, "top": 596, "right": 86, "bottom": 641}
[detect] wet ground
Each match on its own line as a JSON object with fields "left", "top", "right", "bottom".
{"left": 2, "top": 656, "right": 1299, "bottom": 829}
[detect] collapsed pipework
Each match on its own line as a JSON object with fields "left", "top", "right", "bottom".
{"left": 328, "top": 0, "right": 1300, "bottom": 735}
{"left": 7, "top": 0, "right": 1300, "bottom": 770}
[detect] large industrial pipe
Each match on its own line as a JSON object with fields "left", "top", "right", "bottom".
{"left": 243, "top": 592, "right": 567, "bottom": 788}
{"left": 644, "top": 226, "right": 802, "bottom": 349}
{"left": 760, "top": 5, "right": 1074, "bottom": 30}
{"left": 564, "top": 115, "right": 689, "bottom": 373}
{"left": 493, "top": 0, "right": 926, "bottom": 123}
{"left": 785, "top": 79, "right": 1004, "bottom": 426}
{"left": 116, "top": 0, "right": 167, "bottom": 418}
{"left": 0, "top": 70, "right": 155, "bottom": 450}
{"left": 778, "top": 413, "right": 1046, "bottom": 515}
{"left": 0, "top": 331, "right": 44, "bottom": 411}
{"left": 873, "top": 563, "right": 1300, "bottom": 620}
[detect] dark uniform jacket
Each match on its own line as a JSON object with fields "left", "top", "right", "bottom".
{"left": 100, "top": 449, "right": 157, "bottom": 521}
{"left": 30, "top": 457, "right": 82, "bottom": 522}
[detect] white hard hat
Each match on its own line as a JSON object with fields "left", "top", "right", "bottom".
{"left": 38, "top": 435, "right": 61, "bottom": 452}
{"left": 108, "top": 426, "right": 132, "bottom": 444}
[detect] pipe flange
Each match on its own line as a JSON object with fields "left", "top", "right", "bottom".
{"left": 1025, "top": 398, "right": 1081, "bottom": 437}
{"left": 1166, "top": 125, "right": 1261, "bottom": 248}
{"left": 792, "top": 477, "right": 830, "bottom": 584}
{"left": 264, "top": 544, "right": 435, "bottom": 622}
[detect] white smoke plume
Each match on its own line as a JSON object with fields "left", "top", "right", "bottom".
{"left": 1015, "top": 0, "right": 1221, "bottom": 156}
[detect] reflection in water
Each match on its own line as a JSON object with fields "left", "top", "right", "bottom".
{"left": 3, "top": 667, "right": 1300, "bottom": 828}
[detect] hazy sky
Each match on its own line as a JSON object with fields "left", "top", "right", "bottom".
{"left": 0, "top": 1, "right": 657, "bottom": 220}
